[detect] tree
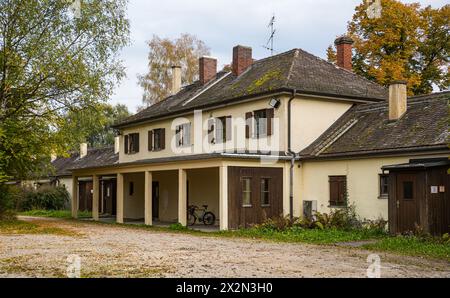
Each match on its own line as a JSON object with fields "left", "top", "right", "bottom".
{"left": 0, "top": 0, "right": 130, "bottom": 182}
{"left": 59, "top": 103, "right": 131, "bottom": 150}
{"left": 138, "top": 33, "right": 210, "bottom": 107}
{"left": 326, "top": 45, "right": 336, "bottom": 63}
{"left": 327, "top": 0, "right": 449, "bottom": 95}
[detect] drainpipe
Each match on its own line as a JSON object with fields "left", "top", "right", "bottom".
{"left": 287, "top": 89, "right": 297, "bottom": 222}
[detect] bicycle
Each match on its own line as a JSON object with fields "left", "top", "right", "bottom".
{"left": 187, "top": 204, "right": 216, "bottom": 226}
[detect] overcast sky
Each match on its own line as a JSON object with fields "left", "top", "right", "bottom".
{"left": 111, "top": 0, "right": 447, "bottom": 112}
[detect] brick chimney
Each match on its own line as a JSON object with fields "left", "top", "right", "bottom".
{"left": 199, "top": 56, "right": 217, "bottom": 85}
{"left": 334, "top": 36, "right": 354, "bottom": 71}
{"left": 171, "top": 65, "right": 181, "bottom": 95}
{"left": 232, "top": 45, "right": 252, "bottom": 76}
{"left": 389, "top": 80, "right": 407, "bottom": 120}
{"left": 80, "top": 143, "right": 87, "bottom": 158}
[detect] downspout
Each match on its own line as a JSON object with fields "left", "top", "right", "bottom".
{"left": 287, "top": 89, "right": 297, "bottom": 222}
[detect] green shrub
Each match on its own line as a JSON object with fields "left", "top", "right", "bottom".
{"left": 18, "top": 185, "right": 69, "bottom": 211}
{"left": 0, "top": 184, "right": 20, "bottom": 220}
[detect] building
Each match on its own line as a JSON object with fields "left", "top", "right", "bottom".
{"left": 68, "top": 38, "right": 449, "bottom": 234}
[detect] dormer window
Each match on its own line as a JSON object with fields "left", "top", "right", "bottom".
{"left": 176, "top": 123, "right": 191, "bottom": 147}
{"left": 124, "top": 133, "right": 139, "bottom": 154}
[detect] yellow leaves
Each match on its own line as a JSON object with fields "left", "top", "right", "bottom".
{"left": 348, "top": 0, "right": 449, "bottom": 95}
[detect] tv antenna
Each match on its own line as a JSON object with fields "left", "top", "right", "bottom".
{"left": 263, "top": 14, "right": 276, "bottom": 56}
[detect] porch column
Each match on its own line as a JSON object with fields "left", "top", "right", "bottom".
{"left": 178, "top": 168, "right": 187, "bottom": 226}
{"left": 116, "top": 173, "right": 124, "bottom": 224}
{"left": 92, "top": 175, "right": 99, "bottom": 221}
{"left": 219, "top": 166, "right": 228, "bottom": 230}
{"left": 144, "top": 171, "right": 153, "bottom": 226}
{"left": 71, "top": 176, "right": 78, "bottom": 218}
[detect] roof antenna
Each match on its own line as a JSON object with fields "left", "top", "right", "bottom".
{"left": 262, "top": 14, "right": 276, "bottom": 56}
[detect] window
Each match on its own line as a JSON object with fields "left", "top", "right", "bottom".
{"left": 124, "top": 133, "right": 139, "bottom": 154}
{"left": 254, "top": 109, "right": 267, "bottom": 138}
{"left": 248, "top": 108, "right": 274, "bottom": 139}
{"left": 176, "top": 123, "right": 191, "bottom": 147}
{"left": 260, "top": 178, "right": 270, "bottom": 206}
{"left": 208, "top": 116, "right": 231, "bottom": 144}
{"left": 242, "top": 177, "right": 252, "bottom": 207}
{"left": 379, "top": 174, "right": 389, "bottom": 198}
{"left": 329, "top": 175, "right": 347, "bottom": 207}
{"left": 129, "top": 182, "right": 134, "bottom": 196}
{"left": 148, "top": 128, "right": 165, "bottom": 151}
{"left": 403, "top": 181, "right": 413, "bottom": 200}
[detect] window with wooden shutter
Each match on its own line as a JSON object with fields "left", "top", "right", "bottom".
{"left": 208, "top": 118, "right": 215, "bottom": 144}
{"left": 160, "top": 128, "right": 165, "bottom": 150}
{"left": 266, "top": 108, "right": 274, "bottom": 136}
{"left": 245, "top": 112, "right": 253, "bottom": 139}
{"left": 176, "top": 123, "right": 191, "bottom": 147}
{"left": 329, "top": 175, "right": 347, "bottom": 206}
{"left": 124, "top": 135, "right": 129, "bottom": 154}
{"left": 254, "top": 109, "right": 267, "bottom": 138}
{"left": 149, "top": 129, "right": 165, "bottom": 151}
{"left": 148, "top": 130, "right": 153, "bottom": 151}
{"left": 125, "top": 133, "right": 139, "bottom": 154}
{"left": 226, "top": 116, "right": 232, "bottom": 141}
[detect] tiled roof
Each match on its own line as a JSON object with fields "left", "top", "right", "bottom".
{"left": 51, "top": 153, "right": 80, "bottom": 177}
{"left": 69, "top": 146, "right": 118, "bottom": 170}
{"left": 115, "top": 48, "right": 388, "bottom": 127}
{"left": 299, "top": 91, "right": 450, "bottom": 159}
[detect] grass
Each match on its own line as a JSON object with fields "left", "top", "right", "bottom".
{"left": 19, "top": 209, "right": 91, "bottom": 219}
{"left": 222, "top": 226, "right": 386, "bottom": 244}
{"left": 363, "top": 236, "right": 450, "bottom": 261}
{"left": 0, "top": 220, "right": 79, "bottom": 236}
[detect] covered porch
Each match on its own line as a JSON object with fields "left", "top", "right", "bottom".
{"left": 71, "top": 160, "right": 228, "bottom": 230}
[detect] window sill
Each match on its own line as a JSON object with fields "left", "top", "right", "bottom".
{"left": 242, "top": 205, "right": 252, "bottom": 208}
{"left": 261, "top": 204, "right": 271, "bottom": 208}
{"left": 378, "top": 195, "right": 388, "bottom": 199}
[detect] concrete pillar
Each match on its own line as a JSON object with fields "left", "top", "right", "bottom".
{"left": 71, "top": 176, "right": 78, "bottom": 218}
{"left": 116, "top": 173, "right": 124, "bottom": 224}
{"left": 219, "top": 166, "right": 228, "bottom": 230}
{"left": 178, "top": 168, "right": 187, "bottom": 226}
{"left": 92, "top": 175, "right": 99, "bottom": 221}
{"left": 144, "top": 171, "right": 153, "bottom": 225}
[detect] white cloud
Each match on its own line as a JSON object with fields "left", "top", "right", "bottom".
{"left": 111, "top": 0, "right": 448, "bottom": 112}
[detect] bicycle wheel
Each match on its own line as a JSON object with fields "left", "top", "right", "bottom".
{"left": 187, "top": 213, "right": 197, "bottom": 226}
{"left": 202, "top": 212, "right": 216, "bottom": 225}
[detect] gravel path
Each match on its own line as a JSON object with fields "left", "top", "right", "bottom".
{"left": 0, "top": 217, "right": 448, "bottom": 278}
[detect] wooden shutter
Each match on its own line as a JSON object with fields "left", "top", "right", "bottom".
{"left": 134, "top": 133, "right": 140, "bottom": 153}
{"left": 148, "top": 130, "right": 153, "bottom": 151}
{"left": 329, "top": 176, "right": 347, "bottom": 206}
{"left": 245, "top": 112, "right": 253, "bottom": 139}
{"left": 185, "top": 123, "right": 191, "bottom": 146}
{"left": 160, "top": 128, "right": 165, "bottom": 150}
{"left": 266, "top": 108, "right": 274, "bottom": 136}
{"left": 124, "top": 135, "right": 129, "bottom": 154}
{"left": 208, "top": 118, "right": 215, "bottom": 144}
{"left": 226, "top": 116, "right": 232, "bottom": 141}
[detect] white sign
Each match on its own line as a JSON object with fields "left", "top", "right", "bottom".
{"left": 430, "top": 186, "right": 438, "bottom": 194}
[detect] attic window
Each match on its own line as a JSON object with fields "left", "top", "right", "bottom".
{"left": 176, "top": 123, "right": 191, "bottom": 147}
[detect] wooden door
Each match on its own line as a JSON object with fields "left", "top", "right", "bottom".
{"left": 78, "top": 181, "right": 93, "bottom": 212}
{"left": 228, "top": 167, "right": 283, "bottom": 229}
{"left": 152, "top": 181, "right": 159, "bottom": 219}
{"left": 102, "top": 180, "right": 116, "bottom": 216}
{"left": 396, "top": 173, "right": 420, "bottom": 233}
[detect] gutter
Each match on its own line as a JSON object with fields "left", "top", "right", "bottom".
{"left": 287, "top": 89, "right": 297, "bottom": 222}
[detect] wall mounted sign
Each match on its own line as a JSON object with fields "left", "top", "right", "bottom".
{"left": 430, "top": 186, "right": 438, "bottom": 194}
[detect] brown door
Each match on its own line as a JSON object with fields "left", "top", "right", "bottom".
{"left": 228, "top": 167, "right": 283, "bottom": 229}
{"left": 102, "top": 180, "right": 116, "bottom": 216}
{"left": 152, "top": 181, "right": 159, "bottom": 219}
{"left": 396, "top": 173, "right": 420, "bottom": 233}
{"left": 78, "top": 181, "right": 93, "bottom": 212}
